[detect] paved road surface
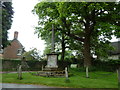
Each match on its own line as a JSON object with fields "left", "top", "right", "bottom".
{"left": 1, "top": 83, "right": 54, "bottom": 88}
{"left": 1, "top": 83, "right": 117, "bottom": 90}
{"left": 0, "top": 83, "right": 65, "bottom": 90}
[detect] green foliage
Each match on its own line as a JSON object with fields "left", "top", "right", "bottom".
{"left": 119, "top": 82, "right": 120, "bottom": 89}
{"left": 1, "top": 2, "right": 14, "bottom": 48}
{"left": 26, "top": 60, "right": 46, "bottom": 71}
{"left": 2, "top": 59, "right": 21, "bottom": 71}
{"left": 92, "top": 59, "right": 120, "bottom": 71}
{"left": 2, "top": 59, "right": 71, "bottom": 71}
{"left": 65, "top": 78, "right": 70, "bottom": 83}
{"left": 2, "top": 59, "right": 46, "bottom": 71}
{"left": 33, "top": 2, "right": 120, "bottom": 66}
{"left": 22, "top": 48, "right": 41, "bottom": 61}
{"left": 70, "top": 58, "right": 120, "bottom": 72}
{"left": 33, "top": 2, "right": 73, "bottom": 58}
{"left": 91, "top": 41, "right": 115, "bottom": 58}
{"left": 43, "top": 44, "right": 51, "bottom": 55}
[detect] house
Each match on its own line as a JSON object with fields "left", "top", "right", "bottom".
{"left": 3, "top": 31, "right": 25, "bottom": 60}
{"left": 109, "top": 40, "right": 120, "bottom": 60}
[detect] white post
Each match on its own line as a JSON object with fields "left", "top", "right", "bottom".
{"left": 18, "top": 65, "right": 22, "bottom": 80}
{"left": 65, "top": 67, "right": 70, "bottom": 83}
{"left": 86, "top": 66, "right": 89, "bottom": 78}
{"left": 65, "top": 67, "right": 68, "bottom": 79}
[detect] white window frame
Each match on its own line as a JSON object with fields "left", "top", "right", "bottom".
{"left": 17, "top": 49, "right": 22, "bottom": 56}
{"left": 0, "top": 49, "right": 3, "bottom": 54}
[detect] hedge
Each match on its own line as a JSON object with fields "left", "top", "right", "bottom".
{"left": 2, "top": 59, "right": 119, "bottom": 72}
{"left": 92, "top": 59, "right": 120, "bottom": 71}
{"left": 2, "top": 59, "right": 71, "bottom": 71}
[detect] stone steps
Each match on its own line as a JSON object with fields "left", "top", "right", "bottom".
{"left": 34, "top": 70, "right": 65, "bottom": 77}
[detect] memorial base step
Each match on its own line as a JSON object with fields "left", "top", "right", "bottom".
{"left": 33, "top": 70, "right": 65, "bottom": 77}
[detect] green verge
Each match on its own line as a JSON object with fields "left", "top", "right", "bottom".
{"left": 2, "top": 69, "right": 118, "bottom": 88}
{"left": 0, "top": 73, "right": 2, "bottom": 83}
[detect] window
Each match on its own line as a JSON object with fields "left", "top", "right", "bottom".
{"left": 0, "top": 49, "right": 3, "bottom": 54}
{"left": 17, "top": 49, "right": 22, "bottom": 56}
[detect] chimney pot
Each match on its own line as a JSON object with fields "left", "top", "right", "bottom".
{"left": 14, "top": 31, "right": 18, "bottom": 39}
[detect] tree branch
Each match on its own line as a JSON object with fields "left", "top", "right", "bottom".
{"left": 65, "top": 33, "right": 84, "bottom": 42}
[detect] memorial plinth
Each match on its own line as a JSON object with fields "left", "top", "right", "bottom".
{"left": 45, "top": 53, "right": 58, "bottom": 69}
{"left": 35, "top": 52, "right": 65, "bottom": 77}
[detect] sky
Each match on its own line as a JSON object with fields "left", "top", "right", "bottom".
{"left": 8, "top": 0, "right": 46, "bottom": 54}
{"left": 8, "top": 0, "right": 119, "bottom": 54}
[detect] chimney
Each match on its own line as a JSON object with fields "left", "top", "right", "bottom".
{"left": 14, "top": 31, "right": 18, "bottom": 39}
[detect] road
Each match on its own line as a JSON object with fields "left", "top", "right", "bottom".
{"left": 0, "top": 83, "right": 67, "bottom": 90}
{"left": 2, "top": 83, "right": 54, "bottom": 88}
{"left": 1, "top": 83, "right": 54, "bottom": 89}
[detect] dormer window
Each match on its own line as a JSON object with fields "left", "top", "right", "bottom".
{"left": 17, "top": 49, "right": 22, "bottom": 55}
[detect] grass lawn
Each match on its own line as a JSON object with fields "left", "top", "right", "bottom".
{"left": 0, "top": 73, "right": 2, "bottom": 83}
{"left": 2, "top": 68, "right": 118, "bottom": 88}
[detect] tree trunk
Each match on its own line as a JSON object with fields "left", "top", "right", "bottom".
{"left": 61, "top": 34, "right": 65, "bottom": 61}
{"left": 83, "top": 32, "right": 92, "bottom": 78}
{"left": 83, "top": 35, "right": 92, "bottom": 67}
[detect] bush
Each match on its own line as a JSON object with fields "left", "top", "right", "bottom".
{"left": 2, "top": 59, "right": 71, "bottom": 71}
{"left": 92, "top": 59, "right": 120, "bottom": 72}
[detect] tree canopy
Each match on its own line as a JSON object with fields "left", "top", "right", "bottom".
{"left": 1, "top": 2, "right": 14, "bottom": 49}
{"left": 33, "top": 2, "right": 120, "bottom": 67}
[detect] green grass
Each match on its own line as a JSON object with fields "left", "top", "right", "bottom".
{"left": 119, "top": 82, "right": 120, "bottom": 89}
{"left": 2, "top": 68, "right": 118, "bottom": 88}
{"left": 0, "top": 73, "right": 2, "bottom": 83}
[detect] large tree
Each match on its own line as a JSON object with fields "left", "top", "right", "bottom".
{"left": 33, "top": 2, "right": 72, "bottom": 61}
{"left": 33, "top": 2, "right": 120, "bottom": 77}
{"left": 1, "top": 2, "right": 14, "bottom": 49}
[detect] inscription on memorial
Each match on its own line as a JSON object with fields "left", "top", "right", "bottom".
{"left": 46, "top": 54, "right": 58, "bottom": 68}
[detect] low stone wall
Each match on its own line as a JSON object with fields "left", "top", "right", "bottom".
{"left": 2, "top": 59, "right": 71, "bottom": 71}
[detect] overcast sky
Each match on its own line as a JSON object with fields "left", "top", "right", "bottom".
{"left": 8, "top": 0, "right": 46, "bottom": 54}
{"left": 8, "top": 0, "right": 118, "bottom": 54}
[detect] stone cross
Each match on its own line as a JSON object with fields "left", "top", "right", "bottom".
{"left": 51, "top": 24, "right": 55, "bottom": 53}
{"left": 45, "top": 24, "right": 58, "bottom": 69}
